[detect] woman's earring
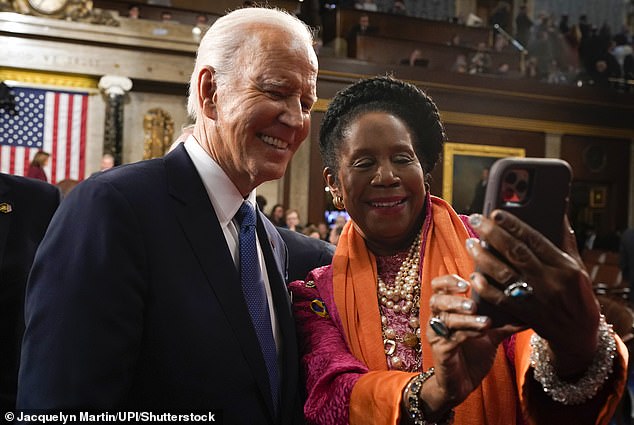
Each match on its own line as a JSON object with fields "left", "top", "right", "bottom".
{"left": 333, "top": 195, "right": 345, "bottom": 210}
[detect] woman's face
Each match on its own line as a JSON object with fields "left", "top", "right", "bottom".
{"left": 286, "top": 211, "right": 299, "bottom": 228}
{"left": 326, "top": 111, "right": 426, "bottom": 255}
{"left": 272, "top": 206, "right": 284, "bottom": 220}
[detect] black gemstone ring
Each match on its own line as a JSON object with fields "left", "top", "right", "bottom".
{"left": 429, "top": 316, "right": 451, "bottom": 338}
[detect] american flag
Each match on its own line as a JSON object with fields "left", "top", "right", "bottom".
{"left": 0, "top": 86, "right": 88, "bottom": 184}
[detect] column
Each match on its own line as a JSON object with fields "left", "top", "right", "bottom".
{"left": 544, "top": 132, "right": 562, "bottom": 158}
{"left": 98, "top": 75, "right": 132, "bottom": 165}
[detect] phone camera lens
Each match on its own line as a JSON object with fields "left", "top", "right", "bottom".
{"left": 502, "top": 188, "right": 515, "bottom": 201}
{"left": 516, "top": 180, "right": 528, "bottom": 193}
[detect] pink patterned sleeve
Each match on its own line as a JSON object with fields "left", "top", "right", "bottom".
{"left": 290, "top": 268, "right": 369, "bottom": 425}
{"left": 459, "top": 214, "right": 479, "bottom": 238}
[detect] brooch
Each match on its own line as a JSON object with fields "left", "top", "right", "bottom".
{"left": 310, "top": 298, "right": 329, "bottom": 318}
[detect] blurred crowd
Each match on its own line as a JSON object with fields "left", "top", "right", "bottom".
{"left": 302, "top": 0, "right": 633, "bottom": 92}
{"left": 260, "top": 197, "right": 349, "bottom": 246}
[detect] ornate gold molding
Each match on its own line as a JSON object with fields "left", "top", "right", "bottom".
{"left": 313, "top": 98, "right": 330, "bottom": 113}
{"left": 318, "top": 69, "right": 634, "bottom": 110}
{"left": 0, "top": 67, "right": 98, "bottom": 89}
{"left": 143, "top": 108, "right": 174, "bottom": 160}
{"left": 3, "top": 0, "right": 118, "bottom": 25}
{"left": 441, "top": 111, "right": 634, "bottom": 139}
{"left": 442, "top": 142, "right": 525, "bottom": 204}
{"left": 312, "top": 98, "right": 633, "bottom": 140}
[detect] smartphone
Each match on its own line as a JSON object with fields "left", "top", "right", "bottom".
{"left": 472, "top": 157, "right": 573, "bottom": 327}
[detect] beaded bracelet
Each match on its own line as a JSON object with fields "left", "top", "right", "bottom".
{"left": 403, "top": 368, "right": 455, "bottom": 425}
{"left": 529, "top": 314, "right": 617, "bottom": 405}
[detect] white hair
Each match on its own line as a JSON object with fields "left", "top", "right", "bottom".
{"left": 187, "top": 7, "right": 315, "bottom": 119}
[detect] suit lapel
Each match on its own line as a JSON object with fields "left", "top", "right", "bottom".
{"left": 164, "top": 146, "right": 275, "bottom": 419}
{"left": 257, "top": 214, "right": 299, "bottom": 425}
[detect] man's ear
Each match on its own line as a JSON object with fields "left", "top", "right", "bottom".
{"left": 198, "top": 66, "right": 217, "bottom": 120}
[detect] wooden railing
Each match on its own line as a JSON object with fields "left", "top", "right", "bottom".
{"left": 330, "top": 8, "right": 492, "bottom": 47}
{"left": 355, "top": 34, "right": 523, "bottom": 74}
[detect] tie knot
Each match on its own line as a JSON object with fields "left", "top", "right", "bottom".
{"left": 235, "top": 201, "right": 256, "bottom": 228}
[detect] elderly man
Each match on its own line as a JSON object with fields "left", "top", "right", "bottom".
{"left": 17, "top": 7, "right": 318, "bottom": 425}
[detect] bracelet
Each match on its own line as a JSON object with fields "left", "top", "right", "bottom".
{"left": 530, "top": 314, "right": 617, "bottom": 405}
{"left": 403, "top": 367, "right": 455, "bottom": 425}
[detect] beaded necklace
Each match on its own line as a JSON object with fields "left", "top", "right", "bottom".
{"left": 378, "top": 230, "right": 422, "bottom": 371}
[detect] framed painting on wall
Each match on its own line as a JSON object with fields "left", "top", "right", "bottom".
{"left": 442, "top": 143, "right": 526, "bottom": 214}
{"left": 589, "top": 186, "right": 608, "bottom": 208}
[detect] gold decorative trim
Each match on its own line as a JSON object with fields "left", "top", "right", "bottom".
{"left": 441, "top": 111, "right": 634, "bottom": 139}
{"left": 312, "top": 99, "right": 633, "bottom": 139}
{"left": 313, "top": 98, "right": 330, "bottom": 113}
{"left": 442, "top": 143, "right": 525, "bottom": 204}
{"left": 143, "top": 108, "right": 174, "bottom": 160}
{"left": 317, "top": 69, "right": 634, "bottom": 110}
{"left": 0, "top": 67, "right": 98, "bottom": 89}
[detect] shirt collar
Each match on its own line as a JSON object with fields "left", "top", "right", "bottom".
{"left": 183, "top": 135, "right": 257, "bottom": 226}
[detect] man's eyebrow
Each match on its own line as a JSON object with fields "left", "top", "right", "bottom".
{"left": 259, "top": 78, "right": 290, "bottom": 88}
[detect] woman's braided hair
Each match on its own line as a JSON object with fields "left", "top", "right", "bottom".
{"left": 319, "top": 76, "right": 446, "bottom": 179}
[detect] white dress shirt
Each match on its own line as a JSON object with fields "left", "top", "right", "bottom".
{"left": 184, "top": 135, "right": 281, "bottom": 353}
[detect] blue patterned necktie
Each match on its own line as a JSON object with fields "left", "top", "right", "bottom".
{"left": 234, "top": 201, "right": 280, "bottom": 412}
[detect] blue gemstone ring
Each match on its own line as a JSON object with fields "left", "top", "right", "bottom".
{"left": 503, "top": 281, "right": 534, "bottom": 298}
{"left": 429, "top": 316, "right": 451, "bottom": 338}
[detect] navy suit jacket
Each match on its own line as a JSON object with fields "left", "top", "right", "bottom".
{"left": 277, "top": 228, "right": 334, "bottom": 283}
{"left": 18, "top": 145, "right": 303, "bottom": 424}
{"left": 0, "top": 174, "right": 59, "bottom": 413}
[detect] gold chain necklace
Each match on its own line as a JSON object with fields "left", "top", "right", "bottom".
{"left": 378, "top": 231, "right": 422, "bottom": 371}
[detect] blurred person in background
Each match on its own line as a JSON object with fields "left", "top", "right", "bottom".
{"left": 26, "top": 151, "right": 50, "bottom": 182}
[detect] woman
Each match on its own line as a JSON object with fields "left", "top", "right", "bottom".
{"left": 285, "top": 208, "right": 304, "bottom": 233}
{"left": 269, "top": 203, "right": 286, "bottom": 227}
{"left": 27, "top": 150, "right": 50, "bottom": 182}
{"left": 290, "top": 76, "right": 627, "bottom": 425}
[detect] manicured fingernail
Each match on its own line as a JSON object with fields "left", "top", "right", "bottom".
{"left": 471, "top": 275, "right": 483, "bottom": 292}
{"left": 456, "top": 278, "right": 469, "bottom": 290}
{"left": 461, "top": 300, "right": 473, "bottom": 311}
{"left": 465, "top": 237, "right": 479, "bottom": 251}
{"left": 468, "top": 213, "right": 483, "bottom": 227}
{"left": 493, "top": 211, "right": 505, "bottom": 222}
{"left": 475, "top": 316, "right": 488, "bottom": 323}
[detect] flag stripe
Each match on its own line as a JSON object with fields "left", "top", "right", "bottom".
{"left": 64, "top": 94, "right": 74, "bottom": 180}
{"left": 51, "top": 93, "right": 60, "bottom": 184}
{"left": 22, "top": 150, "right": 30, "bottom": 176}
{"left": 42, "top": 92, "right": 54, "bottom": 181}
{"left": 79, "top": 94, "right": 88, "bottom": 179}
{"left": 14, "top": 147, "right": 25, "bottom": 176}
{"left": 0, "top": 146, "right": 10, "bottom": 173}
{"left": 69, "top": 94, "right": 84, "bottom": 180}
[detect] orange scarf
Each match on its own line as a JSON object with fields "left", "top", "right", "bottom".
{"left": 334, "top": 196, "right": 517, "bottom": 424}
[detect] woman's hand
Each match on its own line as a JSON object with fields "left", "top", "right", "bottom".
{"left": 421, "top": 274, "right": 520, "bottom": 419}
{"left": 465, "top": 210, "right": 600, "bottom": 378}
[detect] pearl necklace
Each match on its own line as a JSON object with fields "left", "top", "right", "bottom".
{"left": 378, "top": 231, "right": 422, "bottom": 371}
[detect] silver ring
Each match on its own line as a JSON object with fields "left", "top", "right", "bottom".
{"left": 504, "top": 281, "right": 534, "bottom": 298}
{"left": 429, "top": 316, "right": 451, "bottom": 338}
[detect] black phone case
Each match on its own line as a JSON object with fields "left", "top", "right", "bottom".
{"left": 473, "top": 158, "right": 572, "bottom": 327}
